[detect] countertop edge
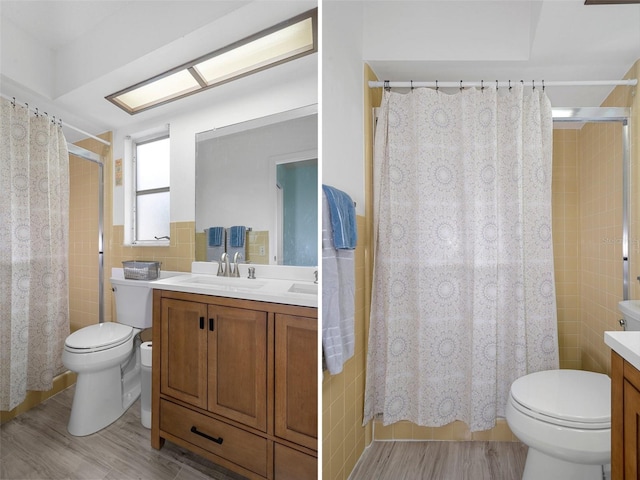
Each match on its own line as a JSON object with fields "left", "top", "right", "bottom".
{"left": 605, "top": 331, "right": 640, "bottom": 372}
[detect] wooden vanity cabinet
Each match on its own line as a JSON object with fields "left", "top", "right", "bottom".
{"left": 611, "top": 350, "right": 640, "bottom": 479}
{"left": 152, "top": 289, "right": 318, "bottom": 480}
{"left": 274, "top": 314, "right": 318, "bottom": 480}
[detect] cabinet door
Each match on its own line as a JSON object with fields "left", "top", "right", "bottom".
{"left": 275, "top": 314, "right": 317, "bottom": 450}
{"left": 208, "top": 305, "right": 267, "bottom": 431}
{"left": 624, "top": 379, "right": 640, "bottom": 479}
{"left": 274, "top": 443, "right": 317, "bottom": 480}
{"left": 160, "top": 298, "right": 208, "bottom": 409}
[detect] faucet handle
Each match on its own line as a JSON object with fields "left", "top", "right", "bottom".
{"left": 218, "top": 252, "right": 228, "bottom": 276}
{"left": 217, "top": 258, "right": 224, "bottom": 276}
{"left": 248, "top": 266, "right": 256, "bottom": 279}
{"left": 232, "top": 252, "right": 242, "bottom": 277}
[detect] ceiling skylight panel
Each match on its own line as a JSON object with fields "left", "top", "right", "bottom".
{"left": 193, "top": 17, "right": 314, "bottom": 85}
{"left": 106, "top": 9, "right": 317, "bottom": 115}
{"left": 111, "top": 70, "right": 201, "bottom": 113}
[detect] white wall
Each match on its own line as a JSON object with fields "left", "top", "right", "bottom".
{"left": 111, "top": 56, "right": 317, "bottom": 225}
{"left": 322, "top": 1, "right": 365, "bottom": 215}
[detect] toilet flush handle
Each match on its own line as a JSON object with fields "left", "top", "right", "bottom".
{"left": 620, "top": 318, "right": 626, "bottom": 329}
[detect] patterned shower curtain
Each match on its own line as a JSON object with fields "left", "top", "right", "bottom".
{"left": 0, "top": 97, "right": 70, "bottom": 411}
{"left": 364, "top": 84, "right": 559, "bottom": 432}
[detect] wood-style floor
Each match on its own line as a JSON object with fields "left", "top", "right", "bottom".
{"left": 0, "top": 386, "right": 248, "bottom": 480}
{"left": 349, "top": 440, "right": 528, "bottom": 480}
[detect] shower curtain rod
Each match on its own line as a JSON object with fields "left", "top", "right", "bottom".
{"left": 368, "top": 79, "right": 638, "bottom": 89}
{"left": 1, "top": 93, "right": 111, "bottom": 147}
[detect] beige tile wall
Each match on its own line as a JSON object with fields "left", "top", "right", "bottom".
{"left": 553, "top": 129, "right": 580, "bottom": 369}
{"left": 578, "top": 121, "right": 625, "bottom": 374}
{"left": 578, "top": 59, "right": 639, "bottom": 375}
{"left": 69, "top": 155, "right": 100, "bottom": 332}
{"left": 371, "top": 418, "right": 518, "bottom": 442}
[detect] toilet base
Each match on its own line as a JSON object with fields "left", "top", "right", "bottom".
{"left": 523, "top": 448, "right": 607, "bottom": 480}
{"left": 66, "top": 341, "right": 141, "bottom": 436}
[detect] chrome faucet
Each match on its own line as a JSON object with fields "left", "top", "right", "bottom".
{"left": 232, "top": 252, "right": 242, "bottom": 277}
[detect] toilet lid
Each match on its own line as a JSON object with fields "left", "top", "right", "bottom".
{"left": 65, "top": 323, "right": 133, "bottom": 351}
{"left": 510, "top": 369, "right": 610, "bottom": 428}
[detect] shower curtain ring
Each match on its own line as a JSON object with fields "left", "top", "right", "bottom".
{"left": 496, "top": 80, "right": 499, "bottom": 91}
{"left": 410, "top": 80, "right": 414, "bottom": 91}
{"left": 384, "top": 80, "right": 390, "bottom": 92}
{"left": 11, "top": 97, "right": 15, "bottom": 108}
{"left": 509, "top": 80, "right": 512, "bottom": 91}
{"left": 481, "top": 80, "right": 484, "bottom": 92}
{"left": 532, "top": 80, "right": 535, "bottom": 91}
{"left": 436, "top": 80, "right": 439, "bottom": 91}
{"left": 542, "top": 80, "right": 545, "bottom": 92}
{"left": 35, "top": 108, "right": 38, "bottom": 117}
{"left": 460, "top": 80, "right": 463, "bottom": 91}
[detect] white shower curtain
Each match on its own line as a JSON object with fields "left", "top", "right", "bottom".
{"left": 0, "top": 97, "right": 70, "bottom": 411}
{"left": 364, "top": 84, "right": 559, "bottom": 432}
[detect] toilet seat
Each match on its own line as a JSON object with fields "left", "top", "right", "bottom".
{"left": 510, "top": 369, "right": 610, "bottom": 430}
{"left": 65, "top": 323, "right": 134, "bottom": 353}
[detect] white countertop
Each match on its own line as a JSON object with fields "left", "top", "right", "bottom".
{"left": 149, "top": 262, "right": 318, "bottom": 308}
{"left": 605, "top": 331, "right": 640, "bottom": 372}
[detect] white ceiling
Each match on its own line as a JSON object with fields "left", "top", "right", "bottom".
{"left": 364, "top": 0, "right": 640, "bottom": 110}
{"left": 1, "top": 0, "right": 639, "bottom": 142}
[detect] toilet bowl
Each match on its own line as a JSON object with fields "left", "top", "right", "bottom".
{"left": 505, "top": 369, "right": 610, "bottom": 480}
{"left": 62, "top": 275, "right": 153, "bottom": 436}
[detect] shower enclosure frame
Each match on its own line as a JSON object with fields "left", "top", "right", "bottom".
{"left": 68, "top": 143, "right": 105, "bottom": 324}
{"left": 552, "top": 107, "right": 632, "bottom": 301}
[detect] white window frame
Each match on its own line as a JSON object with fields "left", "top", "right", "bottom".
{"left": 123, "top": 126, "right": 171, "bottom": 246}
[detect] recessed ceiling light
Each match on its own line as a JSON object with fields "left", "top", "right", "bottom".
{"left": 106, "top": 9, "right": 317, "bottom": 115}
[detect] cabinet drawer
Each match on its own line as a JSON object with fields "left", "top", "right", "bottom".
{"left": 160, "top": 399, "right": 267, "bottom": 477}
{"left": 274, "top": 443, "right": 317, "bottom": 480}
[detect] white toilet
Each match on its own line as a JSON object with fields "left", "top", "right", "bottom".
{"left": 62, "top": 276, "right": 153, "bottom": 436}
{"left": 506, "top": 369, "right": 611, "bottom": 480}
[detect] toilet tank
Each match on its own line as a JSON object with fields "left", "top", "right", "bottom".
{"left": 110, "top": 277, "right": 153, "bottom": 329}
{"left": 618, "top": 300, "right": 640, "bottom": 331}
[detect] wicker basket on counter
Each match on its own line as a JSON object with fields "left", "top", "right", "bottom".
{"left": 122, "top": 261, "right": 161, "bottom": 280}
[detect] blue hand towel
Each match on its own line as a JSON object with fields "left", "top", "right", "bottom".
{"left": 208, "top": 227, "right": 223, "bottom": 247}
{"left": 322, "top": 185, "right": 357, "bottom": 249}
{"left": 229, "top": 226, "right": 246, "bottom": 248}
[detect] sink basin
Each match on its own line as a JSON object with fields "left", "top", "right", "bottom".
{"left": 182, "top": 275, "right": 266, "bottom": 290}
{"left": 288, "top": 283, "right": 318, "bottom": 295}
{"left": 619, "top": 300, "right": 640, "bottom": 330}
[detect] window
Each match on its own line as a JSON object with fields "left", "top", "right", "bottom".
{"left": 132, "top": 136, "right": 170, "bottom": 243}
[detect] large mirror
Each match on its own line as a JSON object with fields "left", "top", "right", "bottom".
{"left": 195, "top": 105, "right": 318, "bottom": 266}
